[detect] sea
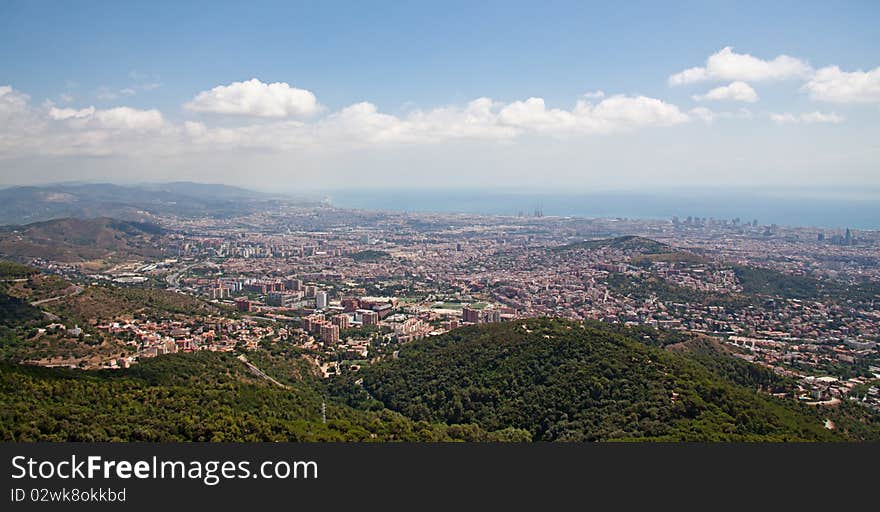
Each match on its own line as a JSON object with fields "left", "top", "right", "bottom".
{"left": 323, "top": 188, "right": 880, "bottom": 231}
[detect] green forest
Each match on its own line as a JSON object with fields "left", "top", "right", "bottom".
{"left": 1, "top": 351, "right": 529, "bottom": 442}
{"left": 336, "top": 319, "right": 880, "bottom": 441}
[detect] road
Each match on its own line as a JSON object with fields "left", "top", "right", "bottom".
{"left": 29, "top": 285, "right": 84, "bottom": 306}
{"left": 237, "top": 354, "right": 289, "bottom": 389}
{"left": 165, "top": 263, "right": 197, "bottom": 289}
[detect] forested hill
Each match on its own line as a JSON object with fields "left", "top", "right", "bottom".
{"left": 554, "top": 235, "right": 670, "bottom": 254}
{"left": 0, "top": 351, "right": 529, "bottom": 442}
{"left": 342, "top": 318, "right": 880, "bottom": 442}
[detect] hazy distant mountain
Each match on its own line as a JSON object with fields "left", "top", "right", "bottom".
{"left": 0, "top": 182, "right": 309, "bottom": 225}
{"left": 0, "top": 217, "right": 165, "bottom": 263}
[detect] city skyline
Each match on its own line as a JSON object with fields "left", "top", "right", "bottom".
{"left": 1, "top": 0, "right": 879, "bottom": 191}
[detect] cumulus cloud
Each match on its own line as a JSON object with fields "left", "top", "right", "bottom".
{"left": 0, "top": 79, "right": 746, "bottom": 161}
{"left": 0, "top": 85, "right": 173, "bottom": 158}
{"left": 185, "top": 78, "right": 321, "bottom": 118}
{"left": 803, "top": 65, "right": 880, "bottom": 103}
{"left": 498, "top": 95, "right": 689, "bottom": 135}
{"left": 48, "top": 106, "right": 96, "bottom": 120}
{"left": 670, "top": 47, "right": 811, "bottom": 85}
{"left": 692, "top": 81, "right": 759, "bottom": 103}
{"left": 92, "top": 107, "right": 165, "bottom": 131}
{"left": 770, "top": 111, "right": 844, "bottom": 124}
{"left": 0, "top": 85, "right": 30, "bottom": 115}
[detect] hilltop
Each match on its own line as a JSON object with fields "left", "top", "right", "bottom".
{"left": 0, "top": 217, "right": 164, "bottom": 263}
{"left": 338, "top": 318, "right": 880, "bottom": 441}
{"left": 555, "top": 235, "right": 671, "bottom": 254}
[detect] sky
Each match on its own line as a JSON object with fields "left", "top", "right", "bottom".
{"left": 0, "top": 0, "right": 879, "bottom": 193}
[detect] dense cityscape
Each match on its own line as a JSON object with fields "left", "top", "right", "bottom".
{"left": 18, "top": 198, "right": 877, "bottom": 416}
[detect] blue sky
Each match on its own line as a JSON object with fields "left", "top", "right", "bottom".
{"left": 0, "top": 0, "right": 878, "bottom": 190}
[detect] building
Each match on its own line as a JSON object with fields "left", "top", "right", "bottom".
{"left": 303, "top": 314, "right": 325, "bottom": 333}
{"left": 211, "top": 287, "right": 230, "bottom": 299}
{"left": 462, "top": 306, "right": 480, "bottom": 324}
{"left": 442, "top": 319, "right": 460, "bottom": 331}
{"left": 266, "top": 292, "right": 285, "bottom": 307}
{"left": 320, "top": 323, "right": 340, "bottom": 346}
{"left": 315, "top": 291, "right": 328, "bottom": 309}
{"left": 235, "top": 298, "right": 251, "bottom": 313}
{"left": 360, "top": 310, "right": 379, "bottom": 326}
{"left": 341, "top": 297, "right": 360, "bottom": 312}
{"left": 332, "top": 314, "right": 350, "bottom": 330}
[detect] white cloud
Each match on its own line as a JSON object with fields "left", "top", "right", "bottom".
{"left": 0, "top": 85, "right": 30, "bottom": 115}
{"left": 498, "top": 98, "right": 578, "bottom": 133}
{"left": 770, "top": 111, "right": 844, "bottom": 124}
{"left": 582, "top": 90, "right": 605, "bottom": 99}
{"left": 93, "top": 107, "right": 165, "bottom": 131}
{"left": 692, "top": 81, "right": 759, "bottom": 103}
{"left": 803, "top": 65, "right": 880, "bottom": 103}
{"left": 689, "top": 107, "right": 716, "bottom": 123}
{"left": 498, "top": 95, "right": 689, "bottom": 135}
{"left": 670, "top": 47, "right": 811, "bottom": 85}
{"left": 770, "top": 113, "right": 798, "bottom": 124}
{"left": 589, "top": 95, "right": 690, "bottom": 129}
{"left": 800, "top": 111, "right": 844, "bottom": 124}
{"left": 46, "top": 104, "right": 164, "bottom": 131}
{"left": 0, "top": 83, "right": 712, "bottom": 160}
{"left": 185, "top": 78, "right": 321, "bottom": 118}
{"left": 48, "top": 106, "right": 96, "bottom": 120}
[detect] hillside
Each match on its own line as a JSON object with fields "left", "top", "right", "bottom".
{"left": 341, "top": 318, "right": 880, "bottom": 441}
{"left": 0, "top": 182, "right": 317, "bottom": 225}
{"left": 0, "top": 262, "right": 225, "bottom": 367}
{"left": 733, "top": 265, "right": 880, "bottom": 303}
{"left": 0, "top": 351, "right": 529, "bottom": 442}
{"left": 0, "top": 217, "right": 164, "bottom": 263}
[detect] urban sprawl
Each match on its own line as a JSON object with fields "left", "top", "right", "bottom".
{"left": 33, "top": 205, "right": 880, "bottom": 412}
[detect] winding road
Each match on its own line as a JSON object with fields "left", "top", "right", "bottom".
{"left": 29, "top": 285, "right": 84, "bottom": 306}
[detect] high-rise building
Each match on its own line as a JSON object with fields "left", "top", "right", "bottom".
{"left": 332, "top": 314, "right": 350, "bottom": 330}
{"left": 462, "top": 306, "right": 480, "bottom": 324}
{"left": 360, "top": 310, "right": 379, "bottom": 326}
{"left": 235, "top": 298, "right": 251, "bottom": 312}
{"left": 320, "top": 323, "right": 340, "bottom": 346}
{"left": 315, "top": 291, "right": 328, "bottom": 309}
{"left": 304, "top": 285, "right": 317, "bottom": 298}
